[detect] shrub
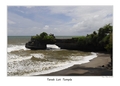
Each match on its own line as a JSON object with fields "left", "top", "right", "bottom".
{"left": 31, "top": 32, "right": 55, "bottom": 44}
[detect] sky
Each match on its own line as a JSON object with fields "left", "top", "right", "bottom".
{"left": 7, "top": 6, "right": 113, "bottom": 36}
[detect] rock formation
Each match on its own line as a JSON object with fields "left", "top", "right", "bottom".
{"left": 25, "top": 36, "right": 78, "bottom": 50}
{"left": 25, "top": 39, "right": 46, "bottom": 50}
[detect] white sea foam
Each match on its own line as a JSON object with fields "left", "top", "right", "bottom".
{"left": 7, "top": 45, "right": 29, "bottom": 52}
{"left": 24, "top": 52, "right": 97, "bottom": 76}
{"left": 7, "top": 44, "right": 59, "bottom": 53}
{"left": 8, "top": 53, "right": 45, "bottom": 62}
{"left": 47, "top": 44, "right": 60, "bottom": 49}
{"left": 70, "top": 52, "right": 97, "bottom": 64}
{"left": 7, "top": 55, "right": 31, "bottom": 62}
{"left": 30, "top": 53, "right": 44, "bottom": 59}
{"left": 7, "top": 51, "right": 97, "bottom": 76}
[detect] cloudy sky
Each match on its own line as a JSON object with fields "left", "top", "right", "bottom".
{"left": 7, "top": 6, "right": 113, "bottom": 36}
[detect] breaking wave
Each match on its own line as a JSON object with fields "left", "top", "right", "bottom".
{"left": 7, "top": 45, "right": 29, "bottom": 53}
{"left": 7, "top": 43, "right": 97, "bottom": 76}
{"left": 47, "top": 44, "right": 60, "bottom": 50}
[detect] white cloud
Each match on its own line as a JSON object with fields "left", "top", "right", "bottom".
{"left": 25, "top": 6, "right": 34, "bottom": 8}
{"left": 8, "top": 20, "right": 15, "bottom": 24}
{"left": 44, "top": 25, "right": 49, "bottom": 29}
{"left": 72, "top": 21, "right": 84, "bottom": 28}
{"left": 93, "top": 15, "right": 99, "bottom": 18}
{"left": 48, "top": 6, "right": 113, "bottom": 33}
{"left": 8, "top": 6, "right": 113, "bottom": 36}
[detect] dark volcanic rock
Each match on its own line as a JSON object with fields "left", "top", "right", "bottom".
{"left": 25, "top": 36, "right": 79, "bottom": 50}
{"left": 55, "top": 39, "right": 79, "bottom": 50}
{"left": 56, "top": 43, "right": 78, "bottom": 50}
{"left": 25, "top": 40, "right": 46, "bottom": 50}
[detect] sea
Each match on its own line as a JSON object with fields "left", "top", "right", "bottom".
{"left": 7, "top": 36, "right": 97, "bottom": 76}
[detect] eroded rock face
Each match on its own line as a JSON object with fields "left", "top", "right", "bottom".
{"left": 25, "top": 37, "right": 78, "bottom": 50}
{"left": 55, "top": 43, "right": 78, "bottom": 50}
{"left": 25, "top": 40, "right": 46, "bottom": 50}
{"left": 55, "top": 39, "right": 78, "bottom": 50}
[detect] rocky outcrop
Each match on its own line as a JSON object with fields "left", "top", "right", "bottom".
{"left": 55, "top": 43, "right": 78, "bottom": 50}
{"left": 25, "top": 37, "right": 78, "bottom": 50}
{"left": 55, "top": 39, "right": 78, "bottom": 50}
{"left": 55, "top": 39, "right": 79, "bottom": 50}
{"left": 25, "top": 40, "right": 46, "bottom": 50}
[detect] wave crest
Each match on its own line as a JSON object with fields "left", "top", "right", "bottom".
{"left": 8, "top": 45, "right": 29, "bottom": 52}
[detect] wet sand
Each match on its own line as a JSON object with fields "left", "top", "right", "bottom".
{"left": 37, "top": 53, "right": 112, "bottom": 76}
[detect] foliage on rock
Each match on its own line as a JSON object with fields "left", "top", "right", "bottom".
{"left": 72, "top": 24, "right": 113, "bottom": 52}
{"left": 31, "top": 32, "right": 55, "bottom": 44}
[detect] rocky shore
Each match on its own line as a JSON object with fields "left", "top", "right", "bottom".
{"left": 36, "top": 53, "right": 112, "bottom": 76}
{"left": 25, "top": 37, "right": 79, "bottom": 50}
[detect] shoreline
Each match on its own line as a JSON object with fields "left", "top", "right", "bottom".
{"left": 36, "top": 53, "right": 112, "bottom": 76}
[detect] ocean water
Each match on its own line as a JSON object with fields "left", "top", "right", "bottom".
{"left": 7, "top": 36, "right": 97, "bottom": 76}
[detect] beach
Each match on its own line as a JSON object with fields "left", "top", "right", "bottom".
{"left": 38, "top": 53, "right": 112, "bottom": 76}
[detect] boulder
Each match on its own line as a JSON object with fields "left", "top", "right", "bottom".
{"left": 25, "top": 40, "right": 46, "bottom": 50}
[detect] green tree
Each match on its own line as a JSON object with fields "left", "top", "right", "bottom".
{"left": 72, "top": 23, "right": 113, "bottom": 52}
{"left": 40, "top": 32, "right": 48, "bottom": 38}
{"left": 31, "top": 32, "right": 55, "bottom": 44}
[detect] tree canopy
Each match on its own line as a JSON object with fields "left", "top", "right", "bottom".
{"left": 73, "top": 24, "right": 113, "bottom": 53}
{"left": 31, "top": 32, "right": 55, "bottom": 44}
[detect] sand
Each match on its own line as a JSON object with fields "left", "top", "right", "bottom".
{"left": 36, "top": 53, "right": 112, "bottom": 76}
